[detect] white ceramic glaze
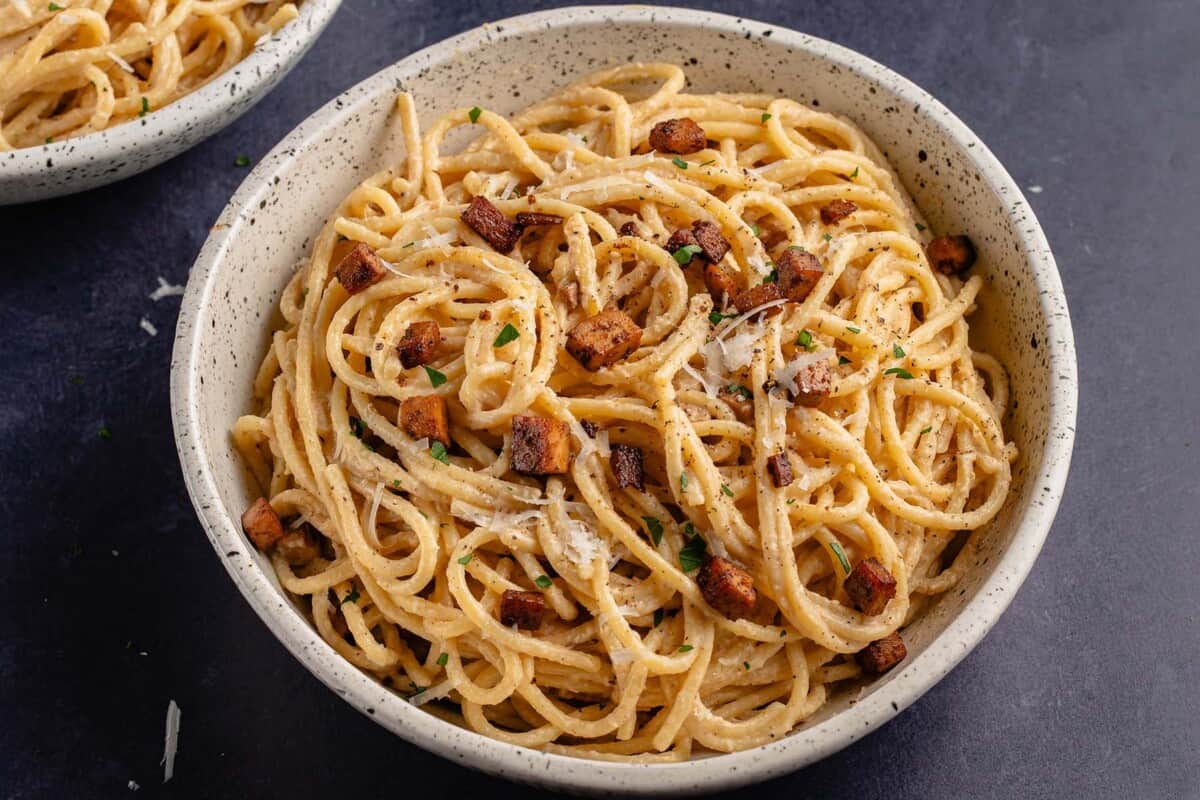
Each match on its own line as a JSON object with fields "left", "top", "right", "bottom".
{"left": 171, "top": 6, "right": 1077, "bottom": 794}
{"left": 0, "top": 0, "right": 342, "bottom": 205}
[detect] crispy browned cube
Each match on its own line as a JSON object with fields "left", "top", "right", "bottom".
{"left": 857, "top": 631, "right": 907, "bottom": 674}
{"left": 276, "top": 528, "right": 321, "bottom": 566}
{"left": 580, "top": 420, "right": 600, "bottom": 438}
{"left": 619, "top": 221, "right": 641, "bottom": 237}
{"left": 767, "top": 452, "right": 794, "bottom": 488}
{"left": 565, "top": 309, "right": 642, "bottom": 370}
{"left": 500, "top": 589, "right": 545, "bottom": 629}
{"left": 462, "top": 196, "right": 522, "bottom": 252}
{"left": 514, "top": 211, "right": 563, "bottom": 227}
{"left": 691, "top": 220, "right": 731, "bottom": 264}
{"left": 610, "top": 443, "right": 645, "bottom": 490}
{"left": 720, "top": 384, "right": 753, "bottom": 421}
{"left": 241, "top": 497, "right": 284, "bottom": 551}
{"left": 697, "top": 556, "right": 757, "bottom": 620}
{"left": 820, "top": 199, "right": 858, "bottom": 225}
{"left": 400, "top": 394, "right": 450, "bottom": 447}
{"left": 703, "top": 263, "right": 739, "bottom": 306}
{"left": 844, "top": 557, "right": 898, "bottom": 616}
{"left": 665, "top": 227, "right": 699, "bottom": 263}
{"left": 511, "top": 415, "right": 571, "bottom": 475}
{"left": 648, "top": 117, "right": 707, "bottom": 154}
{"left": 793, "top": 361, "right": 832, "bottom": 407}
{"left": 335, "top": 243, "right": 387, "bottom": 294}
{"left": 398, "top": 320, "right": 442, "bottom": 369}
{"left": 926, "top": 235, "right": 976, "bottom": 275}
{"left": 733, "top": 282, "right": 783, "bottom": 316}
{"left": 777, "top": 247, "right": 824, "bottom": 302}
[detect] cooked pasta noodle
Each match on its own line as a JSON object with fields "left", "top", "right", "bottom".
{"left": 233, "top": 63, "right": 1017, "bottom": 759}
{"left": 0, "top": 0, "right": 299, "bottom": 149}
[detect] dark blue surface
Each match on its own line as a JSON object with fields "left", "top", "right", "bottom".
{"left": 2, "top": 1, "right": 1198, "bottom": 797}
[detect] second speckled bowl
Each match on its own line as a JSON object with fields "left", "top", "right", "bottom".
{"left": 171, "top": 6, "right": 1077, "bottom": 794}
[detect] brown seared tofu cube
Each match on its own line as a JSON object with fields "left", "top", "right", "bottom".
{"left": 610, "top": 443, "right": 645, "bottom": 490}
{"left": 844, "top": 557, "right": 898, "bottom": 615}
{"left": 820, "top": 199, "right": 858, "bottom": 225}
{"left": 400, "top": 394, "right": 450, "bottom": 447}
{"left": 335, "top": 243, "right": 387, "bottom": 294}
{"left": 565, "top": 309, "right": 643, "bottom": 370}
{"left": 704, "top": 263, "right": 739, "bottom": 306}
{"left": 276, "top": 528, "right": 321, "bottom": 566}
{"left": 733, "top": 282, "right": 783, "bottom": 316}
{"left": 665, "top": 227, "right": 699, "bottom": 263}
{"left": 697, "top": 556, "right": 757, "bottom": 620}
{"left": 241, "top": 497, "right": 284, "bottom": 551}
{"left": 462, "top": 196, "right": 522, "bottom": 252}
{"left": 691, "top": 220, "right": 731, "bottom": 264}
{"left": 500, "top": 589, "right": 545, "bottom": 629}
{"left": 793, "top": 360, "right": 832, "bottom": 407}
{"left": 857, "top": 631, "right": 907, "bottom": 674}
{"left": 514, "top": 211, "right": 563, "bottom": 227}
{"left": 580, "top": 420, "right": 600, "bottom": 438}
{"left": 648, "top": 117, "right": 707, "bottom": 154}
{"left": 776, "top": 247, "right": 824, "bottom": 302}
{"left": 766, "top": 452, "right": 794, "bottom": 488}
{"left": 511, "top": 415, "right": 571, "bottom": 475}
{"left": 398, "top": 320, "right": 442, "bottom": 369}
{"left": 720, "top": 384, "right": 753, "bottom": 421}
{"left": 926, "top": 235, "right": 976, "bottom": 275}
{"left": 619, "top": 221, "right": 641, "bottom": 237}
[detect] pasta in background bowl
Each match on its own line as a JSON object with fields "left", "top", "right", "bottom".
{"left": 172, "top": 7, "right": 1076, "bottom": 794}
{"left": 0, "top": 0, "right": 342, "bottom": 204}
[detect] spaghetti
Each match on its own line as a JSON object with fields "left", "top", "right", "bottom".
{"left": 233, "top": 63, "right": 1017, "bottom": 759}
{"left": 0, "top": 0, "right": 299, "bottom": 150}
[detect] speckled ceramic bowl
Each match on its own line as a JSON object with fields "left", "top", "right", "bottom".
{"left": 171, "top": 6, "right": 1077, "bottom": 794}
{"left": 0, "top": 0, "right": 341, "bottom": 205}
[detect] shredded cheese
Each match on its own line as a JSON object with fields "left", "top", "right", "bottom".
{"left": 107, "top": 52, "right": 136, "bottom": 74}
{"left": 160, "top": 700, "right": 180, "bottom": 783}
{"left": 139, "top": 317, "right": 157, "bottom": 337}
{"left": 148, "top": 276, "right": 185, "bottom": 301}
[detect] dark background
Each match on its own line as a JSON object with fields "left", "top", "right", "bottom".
{"left": 2, "top": 1, "right": 1197, "bottom": 797}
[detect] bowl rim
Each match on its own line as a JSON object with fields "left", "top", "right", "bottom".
{"left": 0, "top": 0, "right": 342, "bottom": 178}
{"left": 171, "top": 5, "right": 1078, "bottom": 794}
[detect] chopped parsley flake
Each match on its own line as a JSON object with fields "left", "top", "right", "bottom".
{"left": 234, "top": 154, "right": 250, "bottom": 167}
{"left": 838, "top": 355, "right": 852, "bottom": 366}
{"left": 699, "top": 159, "right": 716, "bottom": 167}
{"left": 672, "top": 243, "right": 702, "bottom": 265}
{"left": 534, "top": 575, "right": 553, "bottom": 589}
{"left": 726, "top": 384, "right": 753, "bottom": 400}
{"left": 797, "top": 330, "right": 815, "bottom": 351}
{"left": 744, "top": 661, "right": 751, "bottom": 670}
{"left": 850, "top": 167, "right": 859, "bottom": 178}
{"left": 341, "top": 588, "right": 360, "bottom": 605}
{"left": 823, "top": 233, "right": 833, "bottom": 242}
{"left": 708, "top": 310, "right": 734, "bottom": 325}
{"left": 671, "top": 156, "right": 688, "bottom": 170}
{"left": 829, "top": 541, "right": 851, "bottom": 574}
{"left": 430, "top": 440, "right": 450, "bottom": 464}
{"left": 678, "top": 644, "right": 694, "bottom": 653}
{"left": 402, "top": 241, "right": 416, "bottom": 248}
{"left": 762, "top": 269, "right": 778, "bottom": 284}
{"left": 893, "top": 344, "right": 906, "bottom": 358}
{"left": 721, "top": 484, "right": 734, "bottom": 497}
{"left": 761, "top": 112, "right": 772, "bottom": 123}
{"left": 683, "top": 522, "right": 696, "bottom": 537}
{"left": 349, "top": 416, "right": 366, "bottom": 439}
{"left": 678, "top": 535, "right": 707, "bottom": 572}
{"left": 423, "top": 365, "right": 447, "bottom": 387}
{"left": 392, "top": 480, "right": 402, "bottom": 488}
{"left": 493, "top": 323, "right": 519, "bottom": 347}
{"left": 642, "top": 516, "right": 664, "bottom": 546}
{"left": 436, "top": 652, "right": 449, "bottom": 666}
{"left": 845, "top": 325, "right": 861, "bottom": 334}
{"left": 680, "top": 473, "right": 689, "bottom": 492}
{"left": 653, "top": 609, "right": 664, "bottom": 626}
{"left": 49, "top": 2, "right": 63, "bottom": 9}
{"left": 751, "top": 223, "right": 760, "bottom": 237}
{"left": 44, "top": 136, "right": 53, "bottom": 143}
{"left": 884, "top": 367, "right": 915, "bottom": 379}
{"left": 139, "top": 97, "right": 149, "bottom": 117}
{"left": 915, "top": 223, "right": 926, "bottom": 232}
{"left": 468, "top": 106, "right": 482, "bottom": 123}
{"left": 457, "top": 552, "right": 473, "bottom": 566}
{"left": 98, "top": 425, "right": 112, "bottom": 440}
{"left": 920, "top": 426, "right": 933, "bottom": 435}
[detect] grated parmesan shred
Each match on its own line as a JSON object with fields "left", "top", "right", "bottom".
{"left": 107, "top": 52, "right": 135, "bottom": 74}
{"left": 148, "top": 276, "right": 185, "bottom": 301}
{"left": 160, "top": 700, "right": 180, "bottom": 783}
{"left": 139, "top": 317, "right": 158, "bottom": 337}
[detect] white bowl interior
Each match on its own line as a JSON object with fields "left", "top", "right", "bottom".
{"left": 0, "top": 0, "right": 342, "bottom": 205}
{"left": 173, "top": 7, "right": 1075, "bottom": 794}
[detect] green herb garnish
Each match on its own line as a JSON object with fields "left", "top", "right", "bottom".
{"left": 457, "top": 552, "right": 473, "bottom": 565}
{"left": 349, "top": 416, "right": 366, "bottom": 439}
{"left": 468, "top": 106, "right": 482, "bottom": 123}
{"left": 234, "top": 154, "right": 250, "bottom": 167}
{"left": 708, "top": 310, "right": 734, "bottom": 325}
{"left": 823, "top": 233, "right": 833, "bottom": 242}
{"left": 680, "top": 473, "right": 689, "bottom": 492}
{"left": 139, "top": 97, "right": 149, "bottom": 117}
{"left": 671, "top": 156, "right": 688, "bottom": 170}
{"left": 430, "top": 440, "right": 450, "bottom": 464}
{"left": 726, "top": 384, "right": 752, "bottom": 400}
{"left": 829, "top": 541, "right": 851, "bottom": 574}
{"left": 678, "top": 644, "right": 694, "bottom": 653}
{"left": 436, "top": 652, "right": 449, "bottom": 666}
{"left": 743, "top": 661, "right": 751, "bottom": 670}
{"left": 423, "top": 365, "right": 447, "bottom": 387}
{"left": 893, "top": 344, "right": 906, "bottom": 358}
{"left": 653, "top": 609, "right": 664, "bottom": 626}
{"left": 678, "top": 535, "right": 707, "bottom": 572}
{"left": 642, "top": 516, "right": 664, "bottom": 546}
{"left": 761, "top": 113, "right": 772, "bottom": 123}
{"left": 762, "top": 269, "right": 778, "bottom": 284}
{"left": 98, "top": 425, "right": 112, "bottom": 440}
{"left": 838, "top": 355, "right": 852, "bottom": 366}
{"left": 672, "top": 243, "right": 703, "bottom": 265}
{"left": 341, "top": 588, "right": 360, "bottom": 605}
{"left": 699, "top": 159, "right": 716, "bottom": 167}
{"left": 493, "top": 323, "right": 519, "bottom": 347}
{"left": 49, "top": 2, "right": 63, "bottom": 9}
{"left": 850, "top": 167, "right": 859, "bottom": 178}
{"left": 845, "top": 325, "right": 861, "bottom": 334}
{"left": 534, "top": 575, "right": 553, "bottom": 589}
{"left": 797, "top": 330, "right": 815, "bottom": 351}
{"left": 920, "top": 426, "right": 933, "bottom": 435}
{"left": 721, "top": 484, "right": 734, "bottom": 497}
{"left": 884, "top": 367, "right": 914, "bottom": 379}
{"left": 750, "top": 223, "right": 760, "bottom": 237}
{"left": 915, "top": 223, "right": 926, "bottom": 232}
